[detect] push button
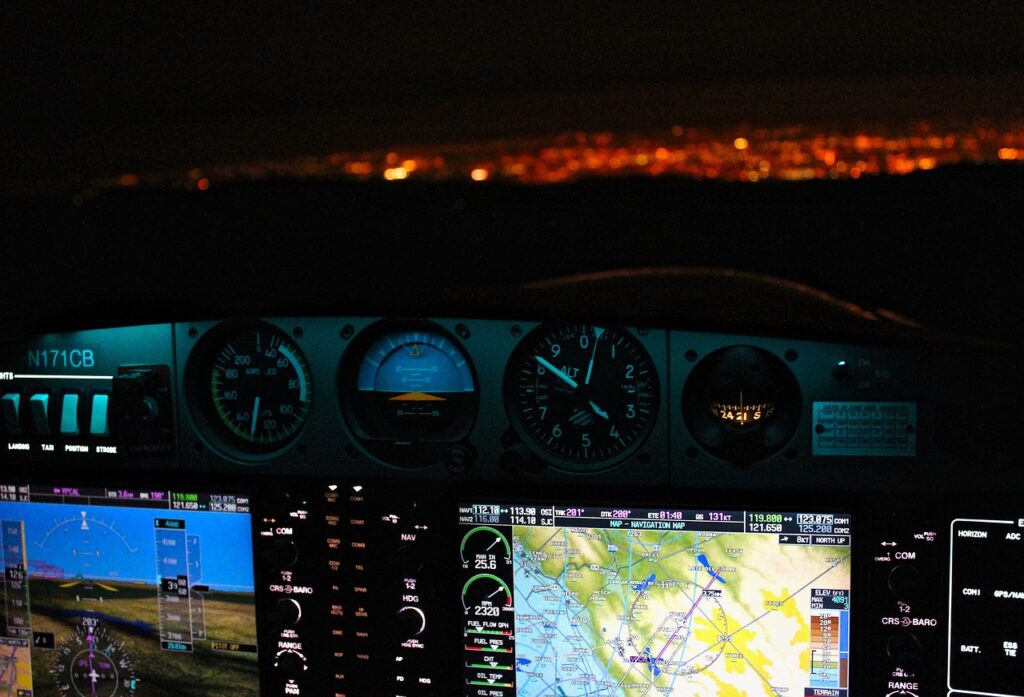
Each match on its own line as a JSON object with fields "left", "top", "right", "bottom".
{"left": 29, "top": 394, "right": 50, "bottom": 434}
{"left": 1, "top": 394, "right": 20, "bottom": 433}
{"left": 60, "top": 393, "right": 80, "bottom": 435}
{"left": 90, "top": 393, "right": 110, "bottom": 436}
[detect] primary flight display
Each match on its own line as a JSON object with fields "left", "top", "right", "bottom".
{"left": 0, "top": 483, "right": 258, "bottom": 696}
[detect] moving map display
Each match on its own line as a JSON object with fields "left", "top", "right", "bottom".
{"left": 459, "top": 503, "right": 852, "bottom": 697}
{"left": 0, "top": 483, "right": 258, "bottom": 696}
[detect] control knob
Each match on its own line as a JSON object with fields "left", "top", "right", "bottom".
{"left": 389, "top": 544, "right": 424, "bottom": 574}
{"left": 397, "top": 605, "right": 427, "bottom": 638}
{"left": 274, "top": 649, "right": 308, "bottom": 675}
{"left": 888, "top": 564, "right": 924, "bottom": 600}
{"left": 267, "top": 598, "right": 303, "bottom": 627}
{"left": 265, "top": 538, "right": 299, "bottom": 568}
{"left": 886, "top": 631, "right": 923, "bottom": 670}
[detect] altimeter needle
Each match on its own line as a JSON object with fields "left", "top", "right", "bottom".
{"left": 584, "top": 327, "right": 605, "bottom": 385}
{"left": 534, "top": 356, "right": 578, "bottom": 389}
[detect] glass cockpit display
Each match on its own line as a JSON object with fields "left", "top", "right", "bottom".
{"left": 459, "top": 502, "right": 852, "bottom": 697}
{"left": 0, "top": 483, "right": 258, "bottom": 696}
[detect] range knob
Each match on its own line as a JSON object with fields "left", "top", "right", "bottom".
{"left": 266, "top": 598, "right": 303, "bottom": 627}
{"left": 397, "top": 605, "right": 426, "bottom": 638}
{"left": 274, "top": 649, "right": 308, "bottom": 675}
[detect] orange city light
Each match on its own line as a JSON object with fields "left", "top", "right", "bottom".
{"left": 90, "top": 117, "right": 1023, "bottom": 193}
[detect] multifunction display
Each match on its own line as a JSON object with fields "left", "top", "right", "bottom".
{"left": 0, "top": 483, "right": 258, "bottom": 696}
{"left": 459, "top": 503, "right": 852, "bottom": 697}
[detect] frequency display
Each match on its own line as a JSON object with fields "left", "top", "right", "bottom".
{"left": 459, "top": 503, "right": 852, "bottom": 697}
{"left": 0, "top": 483, "right": 258, "bottom": 696}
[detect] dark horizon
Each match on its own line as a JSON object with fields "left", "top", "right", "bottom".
{"left": 3, "top": 5, "right": 1023, "bottom": 195}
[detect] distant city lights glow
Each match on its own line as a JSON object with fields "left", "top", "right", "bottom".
{"left": 89, "top": 118, "right": 1023, "bottom": 195}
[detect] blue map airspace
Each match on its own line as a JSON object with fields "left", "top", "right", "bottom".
{"left": 0, "top": 500, "right": 254, "bottom": 591}
{"left": 511, "top": 523, "right": 852, "bottom": 697}
{"left": 513, "top": 528, "right": 700, "bottom": 696}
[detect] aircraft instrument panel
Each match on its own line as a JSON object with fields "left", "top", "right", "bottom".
{"left": 0, "top": 316, "right": 1020, "bottom": 696}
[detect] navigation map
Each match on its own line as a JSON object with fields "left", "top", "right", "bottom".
{"left": 0, "top": 486, "right": 258, "bottom": 697}
{"left": 513, "top": 526, "right": 849, "bottom": 696}
{"left": 459, "top": 504, "right": 852, "bottom": 697}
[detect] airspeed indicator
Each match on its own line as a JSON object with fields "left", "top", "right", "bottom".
{"left": 186, "top": 321, "right": 313, "bottom": 459}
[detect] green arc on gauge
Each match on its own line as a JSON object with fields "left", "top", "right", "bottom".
{"left": 462, "top": 573, "right": 512, "bottom": 609}
{"left": 460, "top": 526, "right": 512, "bottom": 560}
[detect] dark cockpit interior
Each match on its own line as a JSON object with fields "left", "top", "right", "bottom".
{"left": 2, "top": 7, "right": 1023, "bottom": 697}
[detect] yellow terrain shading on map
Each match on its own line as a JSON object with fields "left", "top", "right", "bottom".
{"left": 513, "top": 525, "right": 849, "bottom": 697}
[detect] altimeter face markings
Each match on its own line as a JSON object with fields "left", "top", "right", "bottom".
{"left": 506, "top": 324, "right": 659, "bottom": 465}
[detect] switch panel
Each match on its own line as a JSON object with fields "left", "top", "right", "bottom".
{"left": 1, "top": 394, "right": 20, "bottom": 433}
{"left": 60, "top": 393, "right": 80, "bottom": 435}
{"left": 90, "top": 393, "right": 110, "bottom": 436}
{"left": 29, "top": 394, "right": 50, "bottom": 434}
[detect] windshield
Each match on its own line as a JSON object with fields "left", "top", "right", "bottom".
{"left": 2, "top": 7, "right": 1022, "bottom": 344}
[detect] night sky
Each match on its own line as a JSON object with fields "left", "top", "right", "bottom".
{"left": 3, "top": 4, "right": 1023, "bottom": 192}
